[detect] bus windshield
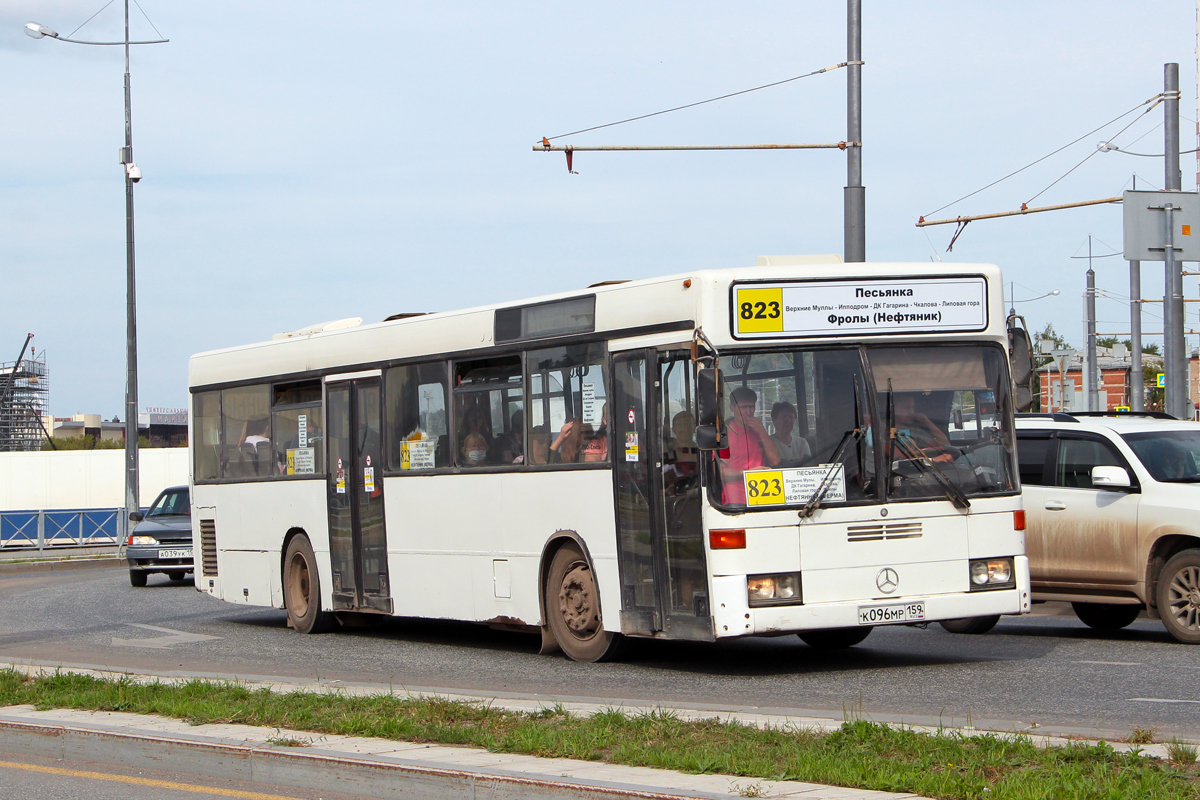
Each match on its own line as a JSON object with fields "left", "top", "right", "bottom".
{"left": 710, "top": 343, "right": 1016, "bottom": 510}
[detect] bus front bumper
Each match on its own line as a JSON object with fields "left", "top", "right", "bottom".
{"left": 711, "top": 556, "right": 1031, "bottom": 637}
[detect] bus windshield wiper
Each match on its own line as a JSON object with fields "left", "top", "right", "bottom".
{"left": 892, "top": 431, "right": 971, "bottom": 510}
{"left": 886, "top": 379, "right": 970, "bottom": 511}
{"left": 800, "top": 378, "right": 865, "bottom": 518}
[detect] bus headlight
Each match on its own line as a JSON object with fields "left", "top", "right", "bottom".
{"left": 747, "top": 573, "right": 802, "bottom": 606}
{"left": 969, "top": 558, "right": 1014, "bottom": 590}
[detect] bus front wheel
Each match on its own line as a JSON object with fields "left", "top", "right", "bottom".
{"left": 545, "top": 543, "right": 624, "bottom": 662}
{"left": 284, "top": 535, "right": 333, "bottom": 634}
{"left": 798, "top": 627, "right": 873, "bottom": 649}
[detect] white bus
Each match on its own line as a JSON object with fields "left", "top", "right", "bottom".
{"left": 189, "top": 256, "right": 1030, "bottom": 661}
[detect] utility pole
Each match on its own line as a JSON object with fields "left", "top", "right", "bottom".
{"left": 1130, "top": 255, "right": 1143, "bottom": 410}
{"left": 1086, "top": 237, "right": 1099, "bottom": 411}
{"left": 844, "top": 0, "right": 864, "bottom": 262}
{"left": 1165, "top": 63, "right": 1188, "bottom": 419}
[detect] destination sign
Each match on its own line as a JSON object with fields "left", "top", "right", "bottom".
{"left": 732, "top": 276, "right": 988, "bottom": 339}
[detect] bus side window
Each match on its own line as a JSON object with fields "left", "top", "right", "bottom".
{"left": 193, "top": 391, "right": 221, "bottom": 481}
{"left": 454, "top": 356, "right": 523, "bottom": 468}
{"left": 385, "top": 362, "right": 449, "bottom": 471}
{"left": 526, "top": 344, "right": 608, "bottom": 466}
{"left": 270, "top": 380, "right": 324, "bottom": 477}
{"left": 220, "top": 385, "right": 270, "bottom": 480}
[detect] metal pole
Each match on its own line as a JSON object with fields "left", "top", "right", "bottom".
{"left": 1131, "top": 259, "right": 1144, "bottom": 410}
{"left": 122, "top": 0, "right": 140, "bottom": 548}
{"left": 844, "top": 0, "right": 864, "bottom": 262}
{"left": 1165, "top": 63, "right": 1187, "bottom": 418}
{"left": 1086, "top": 237, "right": 1099, "bottom": 411}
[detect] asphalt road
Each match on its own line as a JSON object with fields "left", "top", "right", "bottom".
{"left": 1, "top": 568, "right": 1197, "bottom": 740}
{"left": 0, "top": 748, "right": 371, "bottom": 800}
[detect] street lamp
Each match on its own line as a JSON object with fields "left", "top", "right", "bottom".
{"left": 26, "top": 3, "right": 167, "bottom": 548}
{"left": 1007, "top": 288, "right": 1060, "bottom": 317}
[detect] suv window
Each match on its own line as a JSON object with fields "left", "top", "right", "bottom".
{"left": 1055, "top": 437, "right": 1125, "bottom": 489}
{"left": 1016, "top": 433, "right": 1052, "bottom": 486}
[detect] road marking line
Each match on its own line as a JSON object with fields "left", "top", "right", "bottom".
{"left": 111, "top": 623, "right": 220, "bottom": 649}
{"left": 1074, "top": 660, "right": 1142, "bottom": 666}
{"left": 0, "top": 759, "right": 307, "bottom": 799}
{"left": 1128, "top": 697, "right": 1200, "bottom": 704}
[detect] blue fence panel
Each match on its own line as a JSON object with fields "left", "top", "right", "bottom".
{"left": 0, "top": 512, "right": 39, "bottom": 547}
{"left": 0, "top": 508, "right": 122, "bottom": 549}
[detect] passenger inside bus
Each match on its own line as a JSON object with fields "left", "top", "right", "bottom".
{"left": 524, "top": 425, "right": 552, "bottom": 465}
{"left": 769, "top": 401, "right": 811, "bottom": 466}
{"left": 664, "top": 410, "right": 698, "bottom": 493}
{"left": 579, "top": 404, "right": 609, "bottom": 462}
{"left": 892, "top": 393, "right": 954, "bottom": 464}
{"left": 718, "top": 387, "right": 781, "bottom": 505}
{"left": 550, "top": 419, "right": 582, "bottom": 462}
{"left": 461, "top": 431, "right": 489, "bottom": 466}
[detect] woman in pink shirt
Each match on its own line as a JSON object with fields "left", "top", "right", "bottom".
{"left": 719, "top": 387, "right": 780, "bottom": 505}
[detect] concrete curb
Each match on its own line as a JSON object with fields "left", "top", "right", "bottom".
{"left": 0, "top": 556, "right": 124, "bottom": 575}
{"left": 0, "top": 707, "right": 924, "bottom": 800}
{"left": 1, "top": 659, "right": 1191, "bottom": 752}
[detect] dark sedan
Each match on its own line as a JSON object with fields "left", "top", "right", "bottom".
{"left": 126, "top": 485, "right": 193, "bottom": 587}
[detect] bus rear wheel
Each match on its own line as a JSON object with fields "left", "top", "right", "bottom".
{"left": 284, "top": 535, "right": 333, "bottom": 634}
{"left": 798, "top": 627, "right": 873, "bottom": 649}
{"left": 545, "top": 543, "right": 623, "bottom": 662}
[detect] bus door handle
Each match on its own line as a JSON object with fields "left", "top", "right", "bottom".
{"left": 1044, "top": 500, "right": 1067, "bottom": 511}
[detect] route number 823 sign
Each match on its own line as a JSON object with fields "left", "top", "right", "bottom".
{"left": 743, "top": 464, "right": 846, "bottom": 507}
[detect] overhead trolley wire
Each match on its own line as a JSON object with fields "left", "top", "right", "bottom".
{"left": 539, "top": 61, "right": 857, "bottom": 143}
{"left": 1024, "top": 99, "right": 1164, "bottom": 207}
{"left": 65, "top": 0, "right": 116, "bottom": 40}
{"left": 921, "top": 95, "right": 1164, "bottom": 220}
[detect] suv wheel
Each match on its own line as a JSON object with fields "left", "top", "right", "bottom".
{"left": 1071, "top": 602, "right": 1141, "bottom": 631}
{"left": 1156, "top": 549, "right": 1200, "bottom": 644}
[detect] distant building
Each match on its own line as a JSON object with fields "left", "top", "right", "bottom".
{"left": 0, "top": 343, "right": 49, "bottom": 452}
{"left": 51, "top": 408, "right": 187, "bottom": 447}
{"left": 1037, "top": 348, "right": 1164, "bottom": 413}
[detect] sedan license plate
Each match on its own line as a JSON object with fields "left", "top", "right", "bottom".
{"left": 158, "top": 548, "right": 192, "bottom": 560}
{"left": 858, "top": 601, "right": 925, "bottom": 625}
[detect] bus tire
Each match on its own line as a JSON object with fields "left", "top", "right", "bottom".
{"left": 1155, "top": 549, "right": 1200, "bottom": 644}
{"left": 798, "top": 627, "right": 873, "bottom": 649}
{"left": 1071, "top": 602, "right": 1141, "bottom": 631}
{"left": 545, "top": 543, "right": 624, "bottom": 662}
{"left": 284, "top": 535, "right": 333, "bottom": 634}
{"left": 939, "top": 615, "right": 1000, "bottom": 634}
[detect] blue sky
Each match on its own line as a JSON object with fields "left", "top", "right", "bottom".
{"left": 2, "top": 2, "right": 1197, "bottom": 416}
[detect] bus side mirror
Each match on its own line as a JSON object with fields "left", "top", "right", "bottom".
{"left": 695, "top": 367, "right": 725, "bottom": 450}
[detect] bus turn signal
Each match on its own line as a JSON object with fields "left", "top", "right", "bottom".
{"left": 710, "top": 529, "right": 746, "bottom": 549}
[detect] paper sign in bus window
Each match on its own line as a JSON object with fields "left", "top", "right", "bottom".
{"left": 582, "top": 383, "right": 598, "bottom": 425}
{"left": 625, "top": 432, "right": 639, "bottom": 462}
{"left": 287, "top": 448, "right": 315, "bottom": 475}
{"left": 744, "top": 464, "right": 846, "bottom": 507}
{"left": 401, "top": 440, "right": 436, "bottom": 470}
{"left": 298, "top": 414, "right": 308, "bottom": 447}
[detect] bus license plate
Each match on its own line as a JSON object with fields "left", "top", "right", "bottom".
{"left": 158, "top": 548, "right": 192, "bottom": 560}
{"left": 858, "top": 601, "right": 925, "bottom": 625}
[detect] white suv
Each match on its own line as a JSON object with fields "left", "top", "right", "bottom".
{"left": 1014, "top": 412, "right": 1200, "bottom": 643}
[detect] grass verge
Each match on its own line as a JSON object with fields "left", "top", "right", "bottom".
{"left": 0, "top": 669, "right": 1196, "bottom": 800}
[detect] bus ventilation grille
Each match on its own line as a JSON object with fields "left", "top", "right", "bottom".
{"left": 846, "top": 521, "right": 923, "bottom": 542}
{"left": 200, "top": 519, "right": 218, "bottom": 576}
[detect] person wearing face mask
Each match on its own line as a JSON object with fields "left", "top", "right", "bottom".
{"left": 461, "top": 431, "right": 490, "bottom": 466}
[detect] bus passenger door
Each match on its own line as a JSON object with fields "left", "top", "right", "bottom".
{"left": 611, "top": 350, "right": 712, "bottom": 640}
{"left": 326, "top": 377, "right": 393, "bottom": 614}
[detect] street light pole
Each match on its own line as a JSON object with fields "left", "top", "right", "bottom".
{"left": 24, "top": 3, "right": 166, "bottom": 546}
{"left": 121, "top": 0, "right": 140, "bottom": 544}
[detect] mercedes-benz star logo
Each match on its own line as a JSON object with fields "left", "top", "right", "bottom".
{"left": 876, "top": 568, "right": 899, "bottom": 594}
